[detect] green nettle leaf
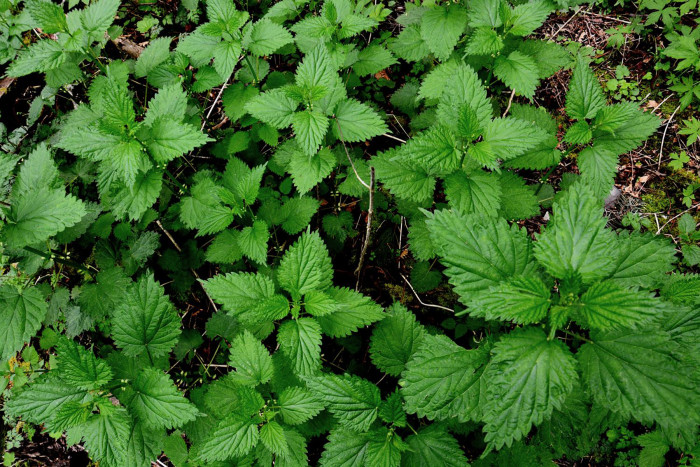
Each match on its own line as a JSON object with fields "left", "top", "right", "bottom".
{"left": 493, "top": 50, "right": 540, "bottom": 99}
{"left": 0, "top": 285, "right": 48, "bottom": 360}
{"left": 444, "top": 171, "right": 502, "bottom": 216}
{"left": 566, "top": 56, "right": 606, "bottom": 120}
{"left": 111, "top": 274, "right": 182, "bottom": 358}
{"left": 402, "top": 334, "right": 490, "bottom": 423}
{"left": 203, "top": 272, "right": 276, "bottom": 316}
{"left": 122, "top": 368, "right": 199, "bottom": 429}
{"left": 55, "top": 339, "right": 112, "bottom": 390}
{"left": 578, "top": 329, "right": 700, "bottom": 431}
{"left": 278, "top": 318, "right": 323, "bottom": 376}
{"left": 305, "top": 373, "right": 381, "bottom": 432}
{"left": 483, "top": 328, "right": 578, "bottom": 449}
{"left": 5, "top": 375, "right": 88, "bottom": 425}
{"left": 576, "top": 282, "right": 666, "bottom": 330}
{"left": 278, "top": 231, "right": 333, "bottom": 298}
{"left": 237, "top": 219, "right": 270, "bottom": 264}
{"left": 245, "top": 89, "right": 299, "bottom": 128}
{"left": 143, "top": 117, "right": 212, "bottom": 163}
{"left": 26, "top": 0, "right": 67, "bottom": 33}
{"left": 372, "top": 149, "right": 436, "bottom": 204}
{"left": 293, "top": 110, "right": 330, "bottom": 156}
{"left": 243, "top": 19, "right": 293, "bottom": 56}
{"left": 426, "top": 209, "right": 537, "bottom": 303}
{"left": 314, "top": 286, "right": 385, "bottom": 338}
{"left": 333, "top": 99, "right": 388, "bottom": 142}
{"left": 607, "top": 232, "right": 677, "bottom": 289}
{"left": 228, "top": 330, "right": 274, "bottom": 385}
{"left": 403, "top": 426, "right": 467, "bottom": 467}
{"left": 77, "top": 405, "right": 131, "bottom": 467}
{"left": 468, "top": 275, "right": 552, "bottom": 324}
{"left": 404, "top": 125, "right": 461, "bottom": 174}
{"left": 534, "top": 183, "right": 617, "bottom": 284}
{"left": 370, "top": 304, "right": 424, "bottom": 376}
{"left": 278, "top": 386, "right": 325, "bottom": 425}
{"left": 259, "top": 420, "right": 289, "bottom": 456}
{"left": 420, "top": 5, "right": 467, "bottom": 61}
{"left": 195, "top": 413, "right": 259, "bottom": 462}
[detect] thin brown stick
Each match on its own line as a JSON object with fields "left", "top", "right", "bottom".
{"left": 335, "top": 118, "right": 370, "bottom": 189}
{"left": 400, "top": 274, "right": 454, "bottom": 313}
{"left": 355, "top": 167, "right": 375, "bottom": 290}
{"left": 502, "top": 89, "right": 516, "bottom": 117}
{"left": 658, "top": 104, "right": 680, "bottom": 170}
{"left": 156, "top": 220, "right": 218, "bottom": 311}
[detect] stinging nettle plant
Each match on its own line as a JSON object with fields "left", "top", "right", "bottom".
{"left": 1, "top": 0, "right": 699, "bottom": 465}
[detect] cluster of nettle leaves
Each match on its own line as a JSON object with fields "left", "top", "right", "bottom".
{"left": 1, "top": 0, "right": 699, "bottom": 465}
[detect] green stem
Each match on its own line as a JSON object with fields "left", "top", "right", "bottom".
{"left": 244, "top": 55, "right": 258, "bottom": 83}
{"left": 23, "top": 246, "right": 93, "bottom": 273}
{"left": 164, "top": 169, "right": 188, "bottom": 195}
{"left": 561, "top": 329, "right": 592, "bottom": 344}
{"left": 534, "top": 145, "right": 579, "bottom": 195}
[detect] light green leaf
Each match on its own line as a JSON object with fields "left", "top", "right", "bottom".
{"left": 237, "top": 220, "right": 269, "bottom": 264}
{"left": 123, "top": 368, "right": 199, "bottom": 429}
{"left": 203, "top": 272, "right": 276, "bottom": 316}
{"left": 577, "top": 282, "right": 665, "bottom": 330}
{"left": 196, "top": 413, "right": 259, "bottom": 462}
{"left": 293, "top": 110, "right": 329, "bottom": 156}
{"left": 403, "top": 426, "right": 467, "bottom": 467}
{"left": 333, "top": 98, "right": 387, "bottom": 142}
{"left": 420, "top": 5, "right": 467, "bottom": 61}
{"left": 566, "top": 56, "right": 606, "bottom": 120}
{"left": 353, "top": 44, "right": 397, "bottom": 76}
{"left": 444, "top": 171, "right": 502, "bottom": 216}
{"left": 56, "top": 339, "right": 112, "bottom": 390}
{"left": 534, "top": 182, "right": 617, "bottom": 283}
{"left": 0, "top": 285, "right": 48, "bottom": 360}
{"left": 278, "top": 231, "right": 333, "bottom": 298}
{"left": 315, "top": 286, "right": 385, "bottom": 338}
{"left": 144, "top": 117, "right": 212, "bottom": 163}
{"left": 111, "top": 274, "right": 181, "bottom": 358}
{"left": 134, "top": 37, "right": 172, "bottom": 78}
{"left": 305, "top": 373, "right": 381, "bottom": 432}
{"left": 243, "top": 19, "right": 293, "bottom": 56}
{"left": 483, "top": 328, "right": 578, "bottom": 449}
{"left": 468, "top": 275, "right": 551, "bottom": 324}
{"left": 259, "top": 420, "right": 288, "bottom": 456}
{"left": 278, "top": 318, "right": 322, "bottom": 376}
{"left": 494, "top": 50, "right": 539, "bottom": 99}
{"left": 369, "top": 304, "right": 424, "bottom": 376}
{"left": 278, "top": 386, "right": 325, "bottom": 425}
{"left": 229, "top": 330, "right": 274, "bottom": 385}
{"left": 401, "top": 333, "right": 489, "bottom": 422}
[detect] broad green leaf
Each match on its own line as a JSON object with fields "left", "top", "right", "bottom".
{"left": 576, "top": 282, "right": 666, "bottom": 330}
{"left": 578, "top": 329, "right": 700, "bottom": 431}
{"left": 444, "top": 171, "right": 502, "bottom": 216}
{"left": 369, "top": 304, "right": 424, "bottom": 376}
{"left": 435, "top": 62, "right": 492, "bottom": 132}
{"left": 592, "top": 102, "right": 661, "bottom": 156}
{"left": 534, "top": 183, "right": 617, "bottom": 284}
{"left": 508, "top": 0, "right": 552, "bottom": 36}
{"left": 229, "top": 330, "right": 274, "bottom": 385}
{"left": 293, "top": 110, "right": 329, "bottom": 156}
{"left": 213, "top": 39, "right": 242, "bottom": 78}
{"left": 315, "top": 286, "right": 385, "bottom": 338}
{"left": 56, "top": 339, "right": 112, "bottom": 390}
{"left": 372, "top": 149, "right": 436, "bottom": 204}
{"left": 483, "top": 328, "right": 578, "bottom": 449}
{"left": 426, "top": 209, "right": 537, "bottom": 303}
{"left": 469, "top": 0, "right": 503, "bottom": 28}
{"left": 122, "top": 368, "right": 198, "bottom": 429}
{"left": 333, "top": 99, "right": 387, "bottom": 142}
{"left": 278, "top": 231, "right": 333, "bottom": 298}
{"left": 420, "top": 5, "right": 467, "bottom": 61}
{"left": 111, "top": 274, "right": 181, "bottom": 358}
{"left": 237, "top": 219, "right": 270, "bottom": 264}
{"left": 494, "top": 50, "right": 539, "bottom": 99}
{"left": 134, "top": 37, "right": 172, "bottom": 78}
{"left": 468, "top": 275, "right": 551, "bottom": 324}
{"left": 5, "top": 375, "right": 87, "bottom": 425}
{"left": 246, "top": 89, "right": 299, "bottom": 128}
{"left": 278, "top": 386, "right": 325, "bottom": 425}
{"left": 404, "top": 125, "right": 461, "bottom": 175}
{"left": 305, "top": 373, "right": 381, "bottom": 432}
{"left": 353, "top": 45, "right": 397, "bottom": 76}
{"left": 401, "top": 333, "right": 489, "bottom": 422}
{"left": 81, "top": 0, "right": 120, "bottom": 32}
{"left": 77, "top": 405, "right": 131, "bottom": 467}
{"left": 566, "top": 56, "right": 606, "bottom": 120}
{"left": 3, "top": 188, "right": 86, "bottom": 248}
{"left": 106, "top": 170, "right": 163, "bottom": 221}
{"left": 288, "top": 146, "right": 336, "bottom": 194}
{"left": 26, "top": 0, "right": 67, "bottom": 33}
{"left": 7, "top": 40, "right": 66, "bottom": 77}
{"left": 144, "top": 117, "right": 212, "bottom": 163}
{"left": 295, "top": 44, "right": 337, "bottom": 93}
{"left": 403, "top": 426, "right": 467, "bottom": 467}
{"left": 577, "top": 146, "right": 617, "bottom": 198}
{"left": 124, "top": 421, "right": 165, "bottom": 467}
{"left": 482, "top": 117, "right": 548, "bottom": 161}
{"left": 243, "top": 19, "right": 293, "bottom": 56}
{"left": 259, "top": 421, "right": 288, "bottom": 456}
{"left": 203, "top": 272, "right": 276, "bottom": 316}
{"left": 278, "top": 318, "right": 322, "bottom": 376}
{"left": 0, "top": 285, "right": 48, "bottom": 360}
{"left": 319, "top": 429, "right": 374, "bottom": 466}
{"left": 280, "top": 196, "right": 320, "bottom": 234}
{"left": 195, "top": 414, "right": 259, "bottom": 462}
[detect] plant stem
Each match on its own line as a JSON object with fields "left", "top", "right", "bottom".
{"left": 164, "top": 169, "right": 188, "bottom": 194}
{"left": 23, "top": 246, "right": 93, "bottom": 273}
